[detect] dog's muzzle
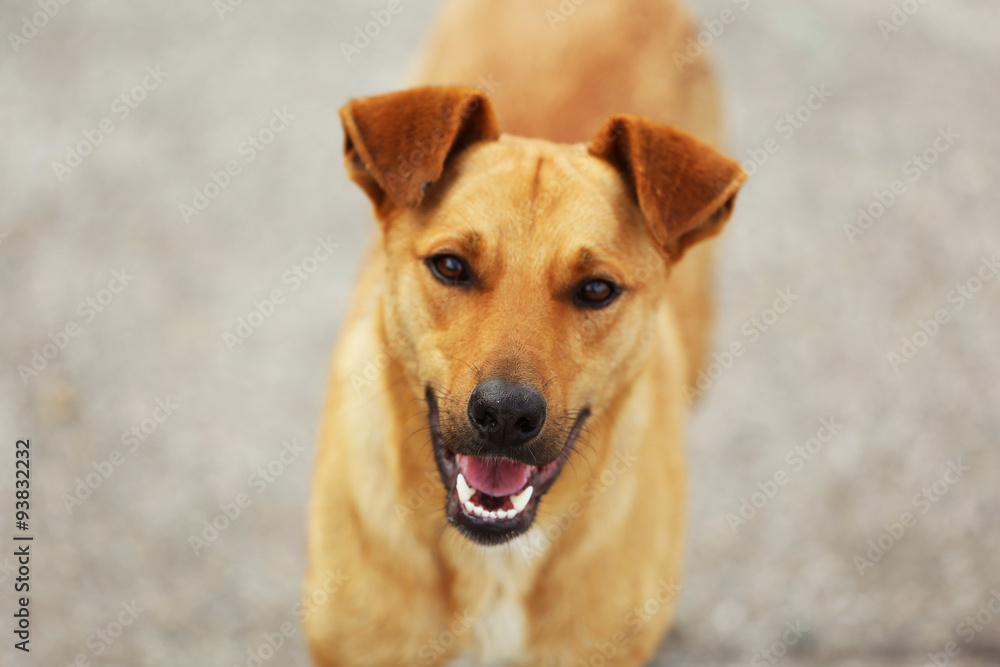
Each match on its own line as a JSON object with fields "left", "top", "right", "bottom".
{"left": 427, "top": 385, "right": 588, "bottom": 545}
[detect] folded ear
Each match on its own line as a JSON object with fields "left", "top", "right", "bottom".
{"left": 339, "top": 86, "right": 500, "bottom": 211}
{"left": 588, "top": 115, "right": 746, "bottom": 262}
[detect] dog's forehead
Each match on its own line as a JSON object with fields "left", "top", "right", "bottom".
{"left": 456, "top": 135, "right": 623, "bottom": 204}
{"left": 423, "top": 135, "right": 644, "bottom": 252}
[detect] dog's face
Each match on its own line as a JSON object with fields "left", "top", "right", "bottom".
{"left": 382, "top": 140, "right": 669, "bottom": 544}
{"left": 340, "top": 87, "right": 744, "bottom": 545}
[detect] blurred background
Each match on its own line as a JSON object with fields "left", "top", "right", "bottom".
{"left": 1, "top": 0, "right": 998, "bottom": 665}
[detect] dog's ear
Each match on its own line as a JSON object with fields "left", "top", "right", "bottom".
{"left": 589, "top": 115, "right": 746, "bottom": 262}
{"left": 339, "top": 86, "right": 500, "bottom": 212}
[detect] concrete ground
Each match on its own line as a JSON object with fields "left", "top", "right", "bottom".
{"left": 1, "top": 0, "right": 998, "bottom": 665}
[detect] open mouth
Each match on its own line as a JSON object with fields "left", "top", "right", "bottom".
{"left": 426, "top": 388, "right": 589, "bottom": 545}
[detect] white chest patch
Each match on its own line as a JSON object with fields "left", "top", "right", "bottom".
{"left": 447, "top": 548, "right": 529, "bottom": 666}
{"left": 473, "top": 591, "right": 525, "bottom": 664}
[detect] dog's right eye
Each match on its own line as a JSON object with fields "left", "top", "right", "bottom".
{"left": 427, "top": 254, "right": 473, "bottom": 287}
{"left": 573, "top": 278, "right": 621, "bottom": 309}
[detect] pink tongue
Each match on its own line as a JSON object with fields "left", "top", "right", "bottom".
{"left": 457, "top": 454, "right": 532, "bottom": 497}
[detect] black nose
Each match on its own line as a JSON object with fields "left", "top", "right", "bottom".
{"left": 467, "top": 380, "right": 546, "bottom": 448}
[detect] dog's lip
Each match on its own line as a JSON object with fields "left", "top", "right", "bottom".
{"left": 426, "top": 388, "right": 589, "bottom": 543}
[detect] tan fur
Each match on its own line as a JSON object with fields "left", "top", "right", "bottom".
{"left": 307, "top": 1, "right": 744, "bottom": 665}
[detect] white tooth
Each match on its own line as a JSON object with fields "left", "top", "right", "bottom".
{"left": 456, "top": 474, "right": 475, "bottom": 504}
{"left": 489, "top": 511, "right": 498, "bottom": 519}
{"left": 499, "top": 510, "right": 512, "bottom": 520}
{"left": 464, "top": 500, "right": 476, "bottom": 515}
{"left": 510, "top": 486, "right": 533, "bottom": 514}
{"left": 473, "top": 505, "right": 485, "bottom": 517}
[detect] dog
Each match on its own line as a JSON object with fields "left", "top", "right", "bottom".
{"left": 306, "top": 0, "right": 745, "bottom": 664}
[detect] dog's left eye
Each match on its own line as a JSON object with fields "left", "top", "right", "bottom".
{"left": 574, "top": 279, "right": 620, "bottom": 309}
{"left": 427, "top": 254, "right": 473, "bottom": 286}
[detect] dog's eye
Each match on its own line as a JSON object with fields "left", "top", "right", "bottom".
{"left": 574, "top": 279, "right": 619, "bottom": 309}
{"left": 427, "top": 254, "right": 472, "bottom": 286}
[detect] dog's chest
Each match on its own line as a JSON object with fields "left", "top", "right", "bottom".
{"left": 446, "top": 549, "right": 531, "bottom": 666}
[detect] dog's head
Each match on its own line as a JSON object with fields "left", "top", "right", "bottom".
{"left": 340, "top": 86, "right": 744, "bottom": 545}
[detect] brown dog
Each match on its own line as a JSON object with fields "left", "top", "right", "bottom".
{"left": 306, "top": 1, "right": 745, "bottom": 665}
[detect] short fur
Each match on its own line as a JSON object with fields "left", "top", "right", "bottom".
{"left": 307, "top": 1, "right": 745, "bottom": 665}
